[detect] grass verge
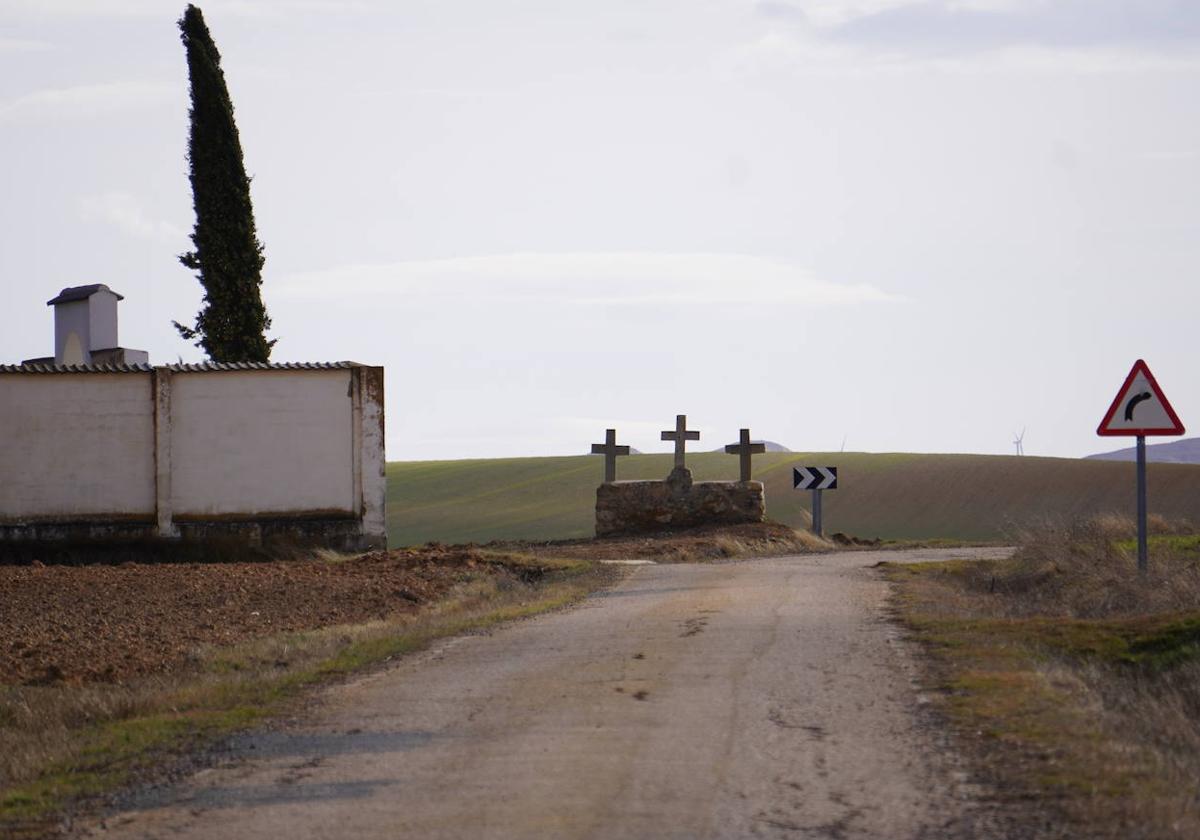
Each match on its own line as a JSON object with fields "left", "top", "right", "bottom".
{"left": 884, "top": 516, "right": 1200, "bottom": 839}
{"left": 0, "top": 555, "right": 617, "bottom": 838}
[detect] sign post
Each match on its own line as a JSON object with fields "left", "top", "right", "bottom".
{"left": 812, "top": 487, "right": 823, "bottom": 537}
{"left": 1097, "top": 359, "right": 1185, "bottom": 574}
{"left": 1136, "top": 435, "right": 1148, "bottom": 571}
{"left": 793, "top": 466, "right": 837, "bottom": 537}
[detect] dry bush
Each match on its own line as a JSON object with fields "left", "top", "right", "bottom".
{"left": 1148, "top": 513, "right": 1196, "bottom": 536}
{"left": 1086, "top": 512, "right": 1139, "bottom": 541}
{"left": 712, "top": 537, "right": 746, "bottom": 558}
{"left": 790, "top": 529, "right": 832, "bottom": 552}
{"left": 970, "top": 516, "right": 1200, "bottom": 618}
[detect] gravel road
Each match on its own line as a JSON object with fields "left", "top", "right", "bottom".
{"left": 85, "top": 547, "right": 1013, "bottom": 840}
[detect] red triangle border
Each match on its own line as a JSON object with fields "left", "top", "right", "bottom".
{"left": 1097, "top": 359, "right": 1186, "bottom": 437}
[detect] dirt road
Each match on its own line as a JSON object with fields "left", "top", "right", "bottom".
{"left": 85, "top": 548, "right": 1012, "bottom": 840}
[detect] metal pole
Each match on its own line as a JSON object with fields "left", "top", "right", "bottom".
{"left": 812, "top": 489, "right": 823, "bottom": 537}
{"left": 1137, "top": 434, "right": 1148, "bottom": 575}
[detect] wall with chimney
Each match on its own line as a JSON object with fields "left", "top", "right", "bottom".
{"left": 0, "top": 364, "right": 386, "bottom": 556}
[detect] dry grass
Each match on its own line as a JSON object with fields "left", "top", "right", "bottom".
{"left": 500, "top": 521, "right": 832, "bottom": 565}
{"left": 971, "top": 516, "right": 1200, "bottom": 618}
{"left": 309, "top": 547, "right": 359, "bottom": 564}
{"left": 658, "top": 527, "right": 831, "bottom": 562}
{"left": 886, "top": 514, "right": 1200, "bottom": 839}
{"left": 787, "top": 529, "right": 832, "bottom": 552}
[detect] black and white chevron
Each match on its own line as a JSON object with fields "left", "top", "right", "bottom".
{"left": 793, "top": 466, "right": 837, "bottom": 491}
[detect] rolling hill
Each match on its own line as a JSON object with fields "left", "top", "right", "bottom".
{"left": 711, "top": 440, "right": 792, "bottom": 453}
{"left": 1087, "top": 437, "right": 1200, "bottom": 464}
{"left": 386, "top": 451, "right": 1200, "bottom": 547}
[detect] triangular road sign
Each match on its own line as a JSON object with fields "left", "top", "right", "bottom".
{"left": 1097, "top": 359, "right": 1185, "bottom": 437}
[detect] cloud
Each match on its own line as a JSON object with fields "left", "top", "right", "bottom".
{"left": 275, "top": 252, "right": 901, "bottom": 308}
{"left": 0, "top": 80, "right": 175, "bottom": 123}
{"left": 727, "top": 1, "right": 1200, "bottom": 76}
{"left": 78, "top": 192, "right": 185, "bottom": 242}
{"left": 827, "top": 0, "right": 1200, "bottom": 54}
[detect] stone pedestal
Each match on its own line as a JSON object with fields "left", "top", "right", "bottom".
{"left": 595, "top": 467, "right": 765, "bottom": 536}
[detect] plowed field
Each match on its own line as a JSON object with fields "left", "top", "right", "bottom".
{"left": 0, "top": 546, "right": 502, "bottom": 686}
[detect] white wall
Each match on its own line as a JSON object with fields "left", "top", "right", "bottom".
{"left": 169, "top": 370, "right": 355, "bottom": 516}
{"left": 0, "top": 373, "right": 155, "bottom": 519}
{"left": 0, "top": 366, "right": 385, "bottom": 545}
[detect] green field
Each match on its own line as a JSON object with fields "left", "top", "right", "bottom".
{"left": 386, "top": 451, "right": 1200, "bottom": 547}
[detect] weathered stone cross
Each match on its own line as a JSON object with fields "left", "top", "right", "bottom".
{"left": 661, "top": 414, "right": 700, "bottom": 469}
{"left": 725, "top": 428, "right": 767, "bottom": 482}
{"left": 590, "top": 428, "right": 631, "bottom": 483}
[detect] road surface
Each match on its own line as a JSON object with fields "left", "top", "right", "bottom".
{"left": 85, "top": 547, "right": 1014, "bottom": 840}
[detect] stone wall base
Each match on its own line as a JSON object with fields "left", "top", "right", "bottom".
{"left": 595, "top": 467, "right": 765, "bottom": 537}
{"left": 0, "top": 515, "right": 385, "bottom": 564}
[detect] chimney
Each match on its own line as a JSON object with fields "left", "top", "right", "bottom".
{"left": 40, "top": 284, "right": 148, "bottom": 366}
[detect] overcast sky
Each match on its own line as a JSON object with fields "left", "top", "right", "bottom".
{"left": 3, "top": 1, "right": 1199, "bottom": 461}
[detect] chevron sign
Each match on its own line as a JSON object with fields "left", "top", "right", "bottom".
{"left": 793, "top": 466, "right": 837, "bottom": 491}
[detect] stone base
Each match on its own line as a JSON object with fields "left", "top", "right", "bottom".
{"left": 595, "top": 467, "right": 765, "bottom": 537}
{"left": 0, "top": 514, "right": 385, "bottom": 564}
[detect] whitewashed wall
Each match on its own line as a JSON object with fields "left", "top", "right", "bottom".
{"left": 0, "top": 373, "right": 155, "bottom": 518}
{"left": 0, "top": 364, "right": 386, "bottom": 549}
{"left": 170, "top": 371, "right": 354, "bottom": 516}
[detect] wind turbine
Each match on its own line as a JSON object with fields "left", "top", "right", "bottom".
{"left": 1013, "top": 428, "right": 1025, "bottom": 457}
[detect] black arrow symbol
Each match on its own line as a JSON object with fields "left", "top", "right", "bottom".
{"left": 1124, "top": 391, "right": 1152, "bottom": 422}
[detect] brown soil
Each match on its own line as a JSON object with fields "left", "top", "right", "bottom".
{"left": 0, "top": 546, "right": 504, "bottom": 687}
{"left": 0, "top": 523, "right": 820, "bottom": 688}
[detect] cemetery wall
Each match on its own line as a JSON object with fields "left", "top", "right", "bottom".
{"left": 1, "top": 373, "right": 157, "bottom": 520}
{"left": 0, "top": 363, "right": 386, "bottom": 556}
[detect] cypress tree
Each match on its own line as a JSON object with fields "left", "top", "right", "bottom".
{"left": 174, "top": 4, "right": 273, "bottom": 362}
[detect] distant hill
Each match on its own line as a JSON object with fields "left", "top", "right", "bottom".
{"left": 711, "top": 441, "right": 791, "bottom": 453}
{"left": 1087, "top": 437, "right": 1200, "bottom": 464}
{"left": 385, "top": 451, "right": 1200, "bottom": 546}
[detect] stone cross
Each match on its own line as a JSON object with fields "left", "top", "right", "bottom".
{"left": 590, "top": 428, "right": 631, "bottom": 483}
{"left": 725, "top": 428, "right": 767, "bottom": 482}
{"left": 661, "top": 414, "right": 700, "bottom": 469}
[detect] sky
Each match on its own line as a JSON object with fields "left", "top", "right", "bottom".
{"left": 2, "top": 0, "right": 1199, "bottom": 461}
